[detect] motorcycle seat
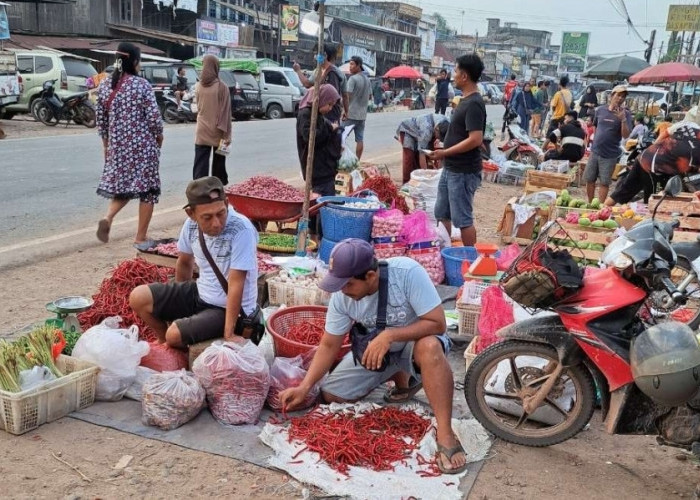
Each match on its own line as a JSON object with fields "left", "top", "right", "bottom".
{"left": 61, "top": 92, "right": 87, "bottom": 101}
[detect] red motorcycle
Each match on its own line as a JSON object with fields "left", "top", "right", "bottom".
{"left": 465, "top": 176, "right": 700, "bottom": 454}
{"left": 499, "top": 122, "right": 540, "bottom": 166}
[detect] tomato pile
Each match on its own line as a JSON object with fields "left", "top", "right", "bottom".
{"left": 78, "top": 259, "right": 173, "bottom": 341}
{"left": 286, "top": 406, "right": 433, "bottom": 474}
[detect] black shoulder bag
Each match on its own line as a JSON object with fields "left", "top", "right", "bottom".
{"left": 350, "top": 261, "right": 393, "bottom": 372}
{"left": 198, "top": 228, "right": 265, "bottom": 345}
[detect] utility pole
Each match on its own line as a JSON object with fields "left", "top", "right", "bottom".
{"left": 644, "top": 29, "right": 655, "bottom": 63}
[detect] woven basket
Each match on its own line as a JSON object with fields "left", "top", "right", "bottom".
{"left": 457, "top": 303, "right": 481, "bottom": 337}
{"left": 257, "top": 233, "right": 317, "bottom": 254}
{"left": 267, "top": 306, "right": 350, "bottom": 361}
{"left": 464, "top": 336, "right": 480, "bottom": 371}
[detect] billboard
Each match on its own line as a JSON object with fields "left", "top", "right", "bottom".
{"left": 196, "top": 19, "right": 239, "bottom": 47}
{"left": 666, "top": 5, "right": 700, "bottom": 32}
{"left": 281, "top": 6, "right": 299, "bottom": 44}
{"left": 0, "top": 5, "right": 9, "bottom": 41}
{"left": 558, "top": 32, "right": 590, "bottom": 75}
{"left": 342, "top": 45, "right": 376, "bottom": 74}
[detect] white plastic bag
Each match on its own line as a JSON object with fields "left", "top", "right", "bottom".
{"left": 267, "top": 355, "right": 319, "bottom": 411}
{"left": 338, "top": 145, "right": 360, "bottom": 172}
{"left": 72, "top": 316, "right": 150, "bottom": 401}
{"left": 124, "top": 366, "right": 159, "bottom": 401}
{"left": 19, "top": 366, "right": 57, "bottom": 392}
{"left": 192, "top": 341, "right": 270, "bottom": 425}
{"left": 142, "top": 369, "right": 206, "bottom": 430}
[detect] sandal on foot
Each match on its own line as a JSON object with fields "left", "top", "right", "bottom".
{"left": 436, "top": 442, "right": 468, "bottom": 475}
{"left": 133, "top": 239, "right": 157, "bottom": 251}
{"left": 96, "top": 218, "right": 111, "bottom": 243}
{"left": 383, "top": 380, "right": 423, "bottom": 403}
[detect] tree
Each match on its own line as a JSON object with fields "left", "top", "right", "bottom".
{"left": 433, "top": 13, "right": 455, "bottom": 41}
{"left": 660, "top": 31, "right": 679, "bottom": 63}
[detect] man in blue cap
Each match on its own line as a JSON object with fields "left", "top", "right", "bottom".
{"left": 279, "top": 238, "right": 467, "bottom": 474}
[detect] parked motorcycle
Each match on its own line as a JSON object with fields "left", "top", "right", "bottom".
{"left": 410, "top": 89, "right": 425, "bottom": 110}
{"left": 34, "top": 80, "right": 95, "bottom": 128}
{"left": 464, "top": 176, "right": 700, "bottom": 455}
{"left": 161, "top": 89, "right": 197, "bottom": 125}
{"left": 499, "top": 122, "right": 540, "bottom": 165}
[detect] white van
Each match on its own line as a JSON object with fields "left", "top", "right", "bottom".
{"left": 600, "top": 85, "right": 669, "bottom": 116}
{"left": 259, "top": 67, "right": 304, "bottom": 119}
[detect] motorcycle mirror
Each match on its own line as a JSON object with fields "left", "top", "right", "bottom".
{"left": 664, "top": 176, "right": 683, "bottom": 197}
{"left": 652, "top": 238, "right": 674, "bottom": 263}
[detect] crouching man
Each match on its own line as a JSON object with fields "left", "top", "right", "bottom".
{"left": 279, "top": 239, "right": 467, "bottom": 474}
{"left": 130, "top": 176, "right": 261, "bottom": 348}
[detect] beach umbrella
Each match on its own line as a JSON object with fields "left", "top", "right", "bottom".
{"left": 629, "top": 62, "right": 700, "bottom": 84}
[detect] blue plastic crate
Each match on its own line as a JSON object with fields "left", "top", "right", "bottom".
{"left": 318, "top": 196, "right": 379, "bottom": 242}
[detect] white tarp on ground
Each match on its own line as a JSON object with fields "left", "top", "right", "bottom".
{"left": 259, "top": 402, "right": 491, "bottom": 500}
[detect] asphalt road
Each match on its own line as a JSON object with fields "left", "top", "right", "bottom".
{"left": 0, "top": 105, "right": 505, "bottom": 249}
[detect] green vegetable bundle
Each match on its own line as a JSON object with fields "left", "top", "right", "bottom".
{"left": 0, "top": 326, "right": 63, "bottom": 392}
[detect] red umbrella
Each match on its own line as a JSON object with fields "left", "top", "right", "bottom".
{"left": 629, "top": 62, "right": 700, "bottom": 84}
{"left": 384, "top": 65, "right": 422, "bottom": 79}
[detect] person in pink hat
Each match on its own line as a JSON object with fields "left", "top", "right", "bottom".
{"left": 279, "top": 238, "right": 467, "bottom": 474}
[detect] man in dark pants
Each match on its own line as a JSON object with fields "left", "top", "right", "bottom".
{"left": 428, "top": 54, "right": 487, "bottom": 247}
{"left": 434, "top": 69, "right": 451, "bottom": 115}
{"left": 501, "top": 74, "right": 518, "bottom": 137}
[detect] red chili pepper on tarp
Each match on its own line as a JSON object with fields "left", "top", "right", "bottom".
{"left": 284, "top": 406, "right": 433, "bottom": 476}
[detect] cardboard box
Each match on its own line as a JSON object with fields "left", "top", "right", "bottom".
{"left": 498, "top": 197, "right": 551, "bottom": 242}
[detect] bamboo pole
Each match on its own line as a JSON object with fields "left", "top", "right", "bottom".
{"left": 296, "top": 2, "right": 326, "bottom": 256}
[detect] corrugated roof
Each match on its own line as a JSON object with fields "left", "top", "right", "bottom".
{"left": 5, "top": 33, "right": 163, "bottom": 55}
{"left": 433, "top": 42, "right": 455, "bottom": 63}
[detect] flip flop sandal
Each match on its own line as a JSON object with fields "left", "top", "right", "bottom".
{"left": 133, "top": 239, "right": 157, "bottom": 252}
{"left": 96, "top": 218, "right": 111, "bottom": 243}
{"left": 383, "top": 380, "right": 423, "bottom": 403}
{"left": 436, "top": 442, "right": 468, "bottom": 475}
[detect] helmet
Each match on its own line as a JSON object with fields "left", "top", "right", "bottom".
{"left": 631, "top": 322, "right": 700, "bottom": 406}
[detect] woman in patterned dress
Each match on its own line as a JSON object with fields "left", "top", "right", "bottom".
{"left": 95, "top": 42, "right": 163, "bottom": 245}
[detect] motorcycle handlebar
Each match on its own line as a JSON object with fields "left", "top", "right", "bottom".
{"left": 660, "top": 276, "right": 687, "bottom": 305}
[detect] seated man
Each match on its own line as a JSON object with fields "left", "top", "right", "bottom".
{"left": 171, "top": 66, "right": 189, "bottom": 109}
{"left": 541, "top": 110, "right": 586, "bottom": 163}
{"left": 130, "top": 176, "right": 260, "bottom": 348}
{"left": 279, "top": 239, "right": 467, "bottom": 475}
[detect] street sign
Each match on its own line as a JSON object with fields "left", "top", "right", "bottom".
{"left": 666, "top": 4, "right": 700, "bottom": 32}
{"left": 558, "top": 32, "right": 590, "bottom": 75}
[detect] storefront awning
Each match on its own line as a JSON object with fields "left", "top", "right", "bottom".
{"left": 106, "top": 24, "right": 198, "bottom": 46}
{"left": 5, "top": 33, "right": 163, "bottom": 55}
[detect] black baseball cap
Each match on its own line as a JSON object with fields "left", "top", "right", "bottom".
{"left": 184, "top": 176, "right": 226, "bottom": 208}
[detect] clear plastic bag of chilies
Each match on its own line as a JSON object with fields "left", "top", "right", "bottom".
{"left": 142, "top": 369, "right": 206, "bottom": 430}
{"left": 267, "top": 355, "right": 319, "bottom": 411}
{"left": 192, "top": 341, "right": 270, "bottom": 425}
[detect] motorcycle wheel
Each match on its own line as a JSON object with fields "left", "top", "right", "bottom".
{"left": 464, "top": 340, "right": 596, "bottom": 447}
{"left": 77, "top": 104, "right": 96, "bottom": 128}
{"left": 646, "top": 256, "right": 700, "bottom": 329}
{"left": 35, "top": 102, "right": 57, "bottom": 127}
{"left": 514, "top": 151, "right": 539, "bottom": 166}
{"left": 163, "top": 103, "right": 180, "bottom": 125}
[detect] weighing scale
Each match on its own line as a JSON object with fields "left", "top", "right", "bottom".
{"left": 45, "top": 296, "right": 93, "bottom": 334}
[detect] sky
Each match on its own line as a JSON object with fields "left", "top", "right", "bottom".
{"left": 407, "top": 0, "right": 691, "bottom": 61}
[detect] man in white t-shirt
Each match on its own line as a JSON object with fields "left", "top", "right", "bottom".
{"left": 130, "top": 176, "right": 259, "bottom": 348}
{"left": 279, "top": 239, "right": 467, "bottom": 475}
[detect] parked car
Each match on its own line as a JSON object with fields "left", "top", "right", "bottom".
{"left": 140, "top": 62, "right": 199, "bottom": 117}
{"left": 487, "top": 83, "right": 504, "bottom": 103}
{"left": 4, "top": 50, "right": 97, "bottom": 118}
{"left": 219, "top": 70, "right": 262, "bottom": 121}
{"left": 258, "top": 67, "right": 304, "bottom": 119}
{"left": 0, "top": 50, "right": 21, "bottom": 113}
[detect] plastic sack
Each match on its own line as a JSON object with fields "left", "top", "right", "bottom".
{"left": 72, "top": 316, "right": 150, "bottom": 401}
{"left": 400, "top": 211, "right": 438, "bottom": 245}
{"left": 476, "top": 286, "right": 514, "bottom": 353}
{"left": 267, "top": 355, "right": 319, "bottom": 411}
{"left": 496, "top": 243, "right": 522, "bottom": 271}
{"left": 406, "top": 169, "right": 441, "bottom": 224}
{"left": 338, "top": 145, "right": 360, "bottom": 172}
{"left": 140, "top": 342, "right": 189, "bottom": 372}
{"left": 19, "top": 366, "right": 57, "bottom": 392}
{"left": 371, "top": 208, "right": 404, "bottom": 238}
{"left": 142, "top": 369, "right": 206, "bottom": 430}
{"left": 124, "top": 366, "right": 159, "bottom": 401}
{"left": 192, "top": 341, "right": 270, "bottom": 425}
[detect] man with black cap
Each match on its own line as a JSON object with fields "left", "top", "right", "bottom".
{"left": 343, "top": 55, "right": 371, "bottom": 159}
{"left": 279, "top": 239, "right": 468, "bottom": 475}
{"left": 130, "top": 176, "right": 260, "bottom": 348}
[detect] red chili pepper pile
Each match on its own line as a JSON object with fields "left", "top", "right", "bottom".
{"left": 287, "top": 406, "right": 432, "bottom": 475}
{"left": 286, "top": 319, "right": 326, "bottom": 345}
{"left": 78, "top": 259, "right": 174, "bottom": 341}
{"left": 358, "top": 176, "right": 410, "bottom": 214}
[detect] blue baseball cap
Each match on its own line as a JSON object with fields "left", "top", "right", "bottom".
{"left": 319, "top": 239, "right": 375, "bottom": 293}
